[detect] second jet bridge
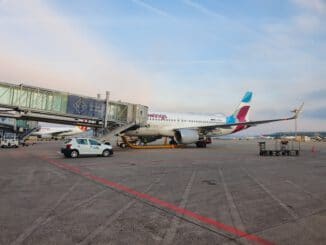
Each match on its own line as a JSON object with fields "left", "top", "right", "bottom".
{"left": 0, "top": 81, "right": 148, "bottom": 131}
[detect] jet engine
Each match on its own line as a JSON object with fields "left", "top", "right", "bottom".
{"left": 174, "top": 129, "right": 199, "bottom": 144}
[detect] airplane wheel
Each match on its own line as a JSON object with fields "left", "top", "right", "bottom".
{"left": 196, "top": 141, "right": 206, "bottom": 148}
{"left": 169, "top": 139, "right": 177, "bottom": 145}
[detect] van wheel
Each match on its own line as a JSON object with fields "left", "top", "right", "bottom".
{"left": 102, "top": 149, "right": 110, "bottom": 157}
{"left": 70, "top": 150, "right": 79, "bottom": 158}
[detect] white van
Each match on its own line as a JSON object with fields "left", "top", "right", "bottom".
{"left": 61, "top": 138, "right": 113, "bottom": 158}
{"left": 0, "top": 133, "right": 19, "bottom": 148}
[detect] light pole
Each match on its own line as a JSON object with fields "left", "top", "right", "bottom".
{"left": 291, "top": 107, "right": 299, "bottom": 150}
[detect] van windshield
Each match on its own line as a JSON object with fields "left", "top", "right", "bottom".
{"left": 4, "top": 133, "right": 15, "bottom": 139}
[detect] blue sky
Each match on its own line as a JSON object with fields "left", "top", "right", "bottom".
{"left": 0, "top": 0, "right": 325, "bottom": 133}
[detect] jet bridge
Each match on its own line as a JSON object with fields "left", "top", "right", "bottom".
{"left": 0, "top": 81, "right": 148, "bottom": 133}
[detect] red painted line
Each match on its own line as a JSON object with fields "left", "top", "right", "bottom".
{"left": 42, "top": 157, "right": 275, "bottom": 245}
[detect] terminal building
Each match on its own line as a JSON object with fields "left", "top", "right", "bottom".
{"left": 268, "top": 131, "right": 326, "bottom": 141}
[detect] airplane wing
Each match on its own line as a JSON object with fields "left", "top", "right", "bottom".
{"left": 33, "top": 128, "right": 72, "bottom": 137}
{"left": 196, "top": 103, "right": 304, "bottom": 131}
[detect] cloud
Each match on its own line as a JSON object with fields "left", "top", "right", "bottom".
{"left": 293, "top": 14, "right": 321, "bottom": 32}
{"left": 181, "top": 0, "right": 260, "bottom": 37}
{"left": 181, "top": 0, "right": 288, "bottom": 54}
{"left": 131, "top": 0, "right": 172, "bottom": 18}
{"left": 304, "top": 107, "right": 326, "bottom": 119}
{"left": 182, "top": 0, "right": 225, "bottom": 19}
{"left": 0, "top": 0, "right": 153, "bottom": 104}
{"left": 292, "top": 0, "right": 326, "bottom": 14}
{"left": 303, "top": 90, "right": 326, "bottom": 101}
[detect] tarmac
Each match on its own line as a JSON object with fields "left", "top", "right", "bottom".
{"left": 0, "top": 140, "right": 326, "bottom": 245}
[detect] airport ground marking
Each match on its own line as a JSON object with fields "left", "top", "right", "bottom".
{"left": 284, "top": 180, "right": 324, "bottom": 203}
{"left": 11, "top": 180, "right": 80, "bottom": 245}
{"left": 241, "top": 167, "right": 299, "bottom": 220}
{"left": 42, "top": 157, "right": 275, "bottom": 245}
{"left": 218, "top": 168, "right": 247, "bottom": 235}
{"left": 162, "top": 171, "right": 196, "bottom": 245}
{"left": 78, "top": 175, "right": 165, "bottom": 245}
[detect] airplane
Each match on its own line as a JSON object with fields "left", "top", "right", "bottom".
{"left": 32, "top": 125, "right": 89, "bottom": 139}
{"left": 281, "top": 136, "right": 296, "bottom": 140}
{"left": 123, "top": 91, "right": 303, "bottom": 148}
{"left": 312, "top": 136, "right": 326, "bottom": 142}
{"left": 259, "top": 135, "right": 275, "bottom": 140}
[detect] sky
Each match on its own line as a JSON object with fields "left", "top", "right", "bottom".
{"left": 0, "top": 0, "right": 325, "bottom": 134}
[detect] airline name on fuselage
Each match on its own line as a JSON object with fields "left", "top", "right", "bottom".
{"left": 148, "top": 113, "right": 168, "bottom": 120}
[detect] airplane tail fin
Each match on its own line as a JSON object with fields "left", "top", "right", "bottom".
{"left": 227, "top": 91, "right": 252, "bottom": 124}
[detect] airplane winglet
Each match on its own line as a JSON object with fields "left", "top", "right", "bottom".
{"left": 291, "top": 103, "right": 304, "bottom": 119}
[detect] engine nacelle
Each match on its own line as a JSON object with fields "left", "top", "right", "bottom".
{"left": 174, "top": 129, "right": 199, "bottom": 144}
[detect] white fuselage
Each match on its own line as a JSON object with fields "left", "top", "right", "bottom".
{"left": 32, "top": 126, "right": 85, "bottom": 137}
{"left": 126, "top": 112, "right": 236, "bottom": 137}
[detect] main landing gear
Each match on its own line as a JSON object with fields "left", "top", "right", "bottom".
{"left": 196, "top": 137, "right": 211, "bottom": 148}
{"left": 196, "top": 141, "right": 207, "bottom": 148}
{"left": 169, "top": 137, "right": 177, "bottom": 145}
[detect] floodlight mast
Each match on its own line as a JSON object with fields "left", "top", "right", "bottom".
{"left": 291, "top": 105, "right": 301, "bottom": 150}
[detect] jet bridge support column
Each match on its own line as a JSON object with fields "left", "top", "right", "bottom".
{"left": 104, "top": 91, "right": 110, "bottom": 128}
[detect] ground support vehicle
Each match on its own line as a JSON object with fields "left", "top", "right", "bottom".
{"left": 0, "top": 133, "right": 19, "bottom": 148}
{"left": 61, "top": 138, "right": 113, "bottom": 158}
